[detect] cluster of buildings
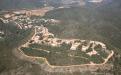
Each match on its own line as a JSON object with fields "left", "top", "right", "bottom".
{"left": 30, "top": 25, "right": 109, "bottom": 57}
{"left": 1, "top": 11, "right": 60, "bottom": 30}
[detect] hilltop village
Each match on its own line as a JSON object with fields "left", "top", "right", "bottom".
{"left": 29, "top": 25, "right": 111, "bottom": 57}
{"left": 17, "top": 21, "right": 114, "bottom": 72}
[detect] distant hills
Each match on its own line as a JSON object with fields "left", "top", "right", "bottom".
{"left": 0, "top": 0, "right": 120, "bottom": 10}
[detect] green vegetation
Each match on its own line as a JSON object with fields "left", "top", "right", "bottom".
{"left": 90, "top": 55, "right": 104, "bottom": 64}
{"left": 0, "top": 20, "right": 35, "bottom": 71}
{"left": 0, "top": 22, "right": 34, "bottom": 48}
{"left": 22, "top": 41, "right": 109, "bottom": 65}
{"left": 86, "top": 47, "right": 93, "bottom": 53}
{"left": 21, "top": 47, "right": 48, "bottom": 57}
{"left": 44, "top": 7, "right": 121, "bottom": 51}
{"left": 29, "top": 43, "right": 71, "bottom": 52}
{"left": 73, "top": 57, "right": 89, "bottom": 64}
{"left": 23, "top": 43, "right": 91, "bottom": 65}
{"left": 76, "top": 50, "right": 90, "bottom": 58}
{"left": 37, "top": 58, "right": 45, "bottom": 64}
{"left": 0, "top": 1, "right": 121, "bottom": 74}
{"left": 94, "top": 45, "right": 108, "bottom": 58}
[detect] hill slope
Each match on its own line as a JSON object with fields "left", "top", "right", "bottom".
{"left": 44, "top": 6, "right": 121, "bottom": 50}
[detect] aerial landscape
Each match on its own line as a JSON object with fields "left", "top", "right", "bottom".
{"left": 0, "top": 0, "right": 121, "bottom": 75}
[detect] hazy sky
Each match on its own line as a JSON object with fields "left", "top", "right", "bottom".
{"left": 88, "top": 0, "right": 103, "bottom": 3}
